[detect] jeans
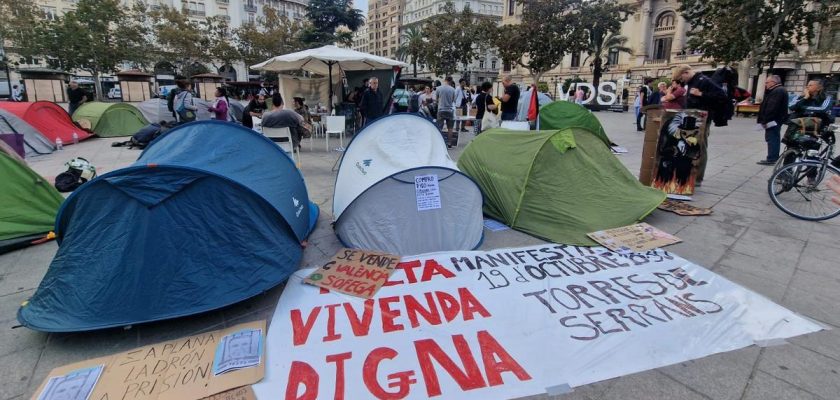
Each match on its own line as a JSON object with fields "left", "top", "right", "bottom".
{"left": 635, "top": 107, "right": 644, "bottom": 130}
{"left": 501, "top": 112, "right": 517, "bottom": 121}
{"left": 764, "top": 124, "right": 781, "bottom": 161}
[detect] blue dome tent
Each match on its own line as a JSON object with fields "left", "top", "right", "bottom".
{"left": 18, "top": 121, "right": 319, "bottom": 332}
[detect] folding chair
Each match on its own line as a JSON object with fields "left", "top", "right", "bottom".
{"left": 325, "top": 115, "right": 346, "bottom": 152}
{"left": 262, "top": 127, "right": 300, "bottom": 167}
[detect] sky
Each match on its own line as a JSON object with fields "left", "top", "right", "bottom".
{"left": 354, "top": 0, "right": 368, "bottom": 14}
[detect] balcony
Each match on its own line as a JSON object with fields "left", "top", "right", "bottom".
{"left": 244, "top": 4, "right": 258, "bottom": 12}
{"left": 185, "top": 9, "right": 206, "bottom": 17}
{"left": 217, "top": 0, "right": 228, "bottom": 3}
{"left": 653, "top": 25, "right": 676, "bottom": 34}
{"left": 673, "top": 53, "right": 704, "bottom": 62}
{"left": 644, "top": 58, "right": 669, "bottom": 66}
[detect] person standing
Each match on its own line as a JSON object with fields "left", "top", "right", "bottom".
{"left": 660, "top": 80, "right": 687, "bottom": 110}
{"left": 11, "top": 84, "right": 23, "bottom": 102}
{"left": 500, "top": 75, "right": 520, "bottom": 121}
{"left": 207, "top": 87, "right": 231, "bottom": 121}
{"left": 473, "top": 82, "right": 494, "bottom": 133}
{"left": 756, "top": 75, "right": 788, "bottom": 165}
{"left": 360, "top": 77, "right": 384, "bottom": 126}
{"left": 649, "top": 82, "right": 667, "bottom": 105}
{"left": 173, "top": 80, "right": 198, "bottom": 123}
{"left": 635, "top": 79, "right": 652, "bottom": 131}
{"left": 574, "top": 87, "right": 584, "bottom": 104}
{"left": 67, "top": 80, "right": 87, "bottom": 116}
{"left": 674, "top": 64, "right": 727, "bottom": 186}
{"left": 455, "top": 79, "right": 471, "bottom": 128}
{"left": 435, "top": 76, "right": 457, "bottom": 148}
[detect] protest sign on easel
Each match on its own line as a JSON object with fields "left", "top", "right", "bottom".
{"left": 304, "top": 248, "right": 400, "bottom": 298}
{"left": 31, "top": 321, "right": 266, "bottom": 400}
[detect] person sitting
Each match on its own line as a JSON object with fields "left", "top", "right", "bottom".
{"left": 789, "top": 79, "right": 834, "bottom": 127}
{"left": 261, "top": 93, "right": 311, "bottom": 150}
{"left": 293, "top": 97, "right": 312, "bottom": 124}
{"left": 242, "top": 94, "right": 268, "bottom": 129}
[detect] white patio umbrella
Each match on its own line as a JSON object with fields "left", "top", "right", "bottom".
{"left": 251, "top": 45, "right": 408, "bottom": 111}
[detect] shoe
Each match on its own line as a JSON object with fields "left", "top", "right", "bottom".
{"left": 756, "top": 159, "right": 775, "bottom": 165}
{"left": 447, "top": 145, "right": 453, "bottom": 149}
{"left": 636, "top": 128, "right": 644, "bottom": 132}
{"left": 695, "top": 181, "right": 702, "bottom": 187}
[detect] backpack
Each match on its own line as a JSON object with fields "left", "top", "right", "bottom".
{"left": 176, "top": 91, "right": 196, "bottom": 122}
{"left": 166, "top": 88, "right": 180, "bottom": 113}
{"left": 130, "top": 123, "right": 166, "bottom": 149}
{"left": 54, "top": 157, "right": 96, "bottom": 192}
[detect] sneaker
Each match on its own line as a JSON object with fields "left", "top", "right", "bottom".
{"left": 447, "top": 145, "right": 453, "bottom": 149}
{"left": 756, "top": 159, "right": 775, "bottom": 165}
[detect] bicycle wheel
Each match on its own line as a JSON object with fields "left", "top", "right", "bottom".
{"left": 772, "top": 148, "right": 798, "bottom": 174}
{"left": 768, "top": 161, "right": 840, "bottom": 221}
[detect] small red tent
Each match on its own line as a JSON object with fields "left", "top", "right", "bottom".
{"left": 0, "top": 102, "right": 91, "bottom": 145}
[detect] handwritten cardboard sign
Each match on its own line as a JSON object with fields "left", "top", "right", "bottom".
{"left": 304, "top": 248, "right": 400, "bottom": 299}
{"left": 30, "top": 321, "right": 266, "bottom": 400}
{"left": 201, "top": 386, "right": 255, "bottom": 400}
{"left": 588, "top": 222, "right": 681, "bottom": 253}
{"left": 658, "top": 199, "right": 713, "bottom": 216}
{"left": 415, "top": 174, "right": 442, "bottom": 211}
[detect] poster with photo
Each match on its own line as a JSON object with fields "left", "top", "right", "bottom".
{"left": 651, "top": 109, "right": 708, "bottom": 197}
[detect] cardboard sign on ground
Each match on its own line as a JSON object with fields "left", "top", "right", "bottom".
{"left": 588, "top": 222, "right": 681, "bottom": 253}
{"left": 304, "top": 248, "right": 400, "bottom": 299}
{"left": 658, "top": 199, "right": 713, "bottom": 216}
{"left": 31, "top": 321, "right": 266, "bottom": 400}
{"left": 201, "top": 386, "right": 255, "bottom": 400}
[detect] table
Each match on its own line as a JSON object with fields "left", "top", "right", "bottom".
{"left": 453, "top": 115, "right": 477, "bottom": 146}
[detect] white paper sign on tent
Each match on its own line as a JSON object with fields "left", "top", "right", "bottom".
{"left": 414, "top": 174, "right": 442, "bottom": 211}
{"left": 253, "top": 244, "right": 823, "bottom": 400}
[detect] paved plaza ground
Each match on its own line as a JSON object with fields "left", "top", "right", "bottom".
{"left": 1, "top": 111, "right": 838, "bottom": 400}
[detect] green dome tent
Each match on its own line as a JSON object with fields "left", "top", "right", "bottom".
{"left": 72, "top": 102, "right": 149, "bottom": 137}
{"left": 458, "top": 128, "right": 665, "bottom": 245}
{"left": 0, "top": 144, "right": 64, "bottom": 253}
{"left": 539, "top": 101, "right": 612, "bottom": 147}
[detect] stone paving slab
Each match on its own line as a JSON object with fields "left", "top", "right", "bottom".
{"left": 1, "top": 112, "right": 838, "bottom": 400}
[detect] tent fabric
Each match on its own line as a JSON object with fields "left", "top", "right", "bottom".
{"left": 72, "top": 102, "right": 149, "bottom": 137}
{"left": 0, "top": 101, "right": 91, "bottom": 145}
{"left": 0, "top": 146, "right": 64, "bottom": 244}
{"left": 333, "top": 114, "right": 483, "bottom": 255}
{"left": 538, "top": 101, "right": 612, "bottom": 147}
{"left": 17, "top": 121, "right": 319, "bottom": 332}
{"left": 458, "top": 128, "right": 665, "bottom": 245}
{"left": 136, "top": 98, "right": 213, "bottom": 123}
{"left": 0, "top": 109, "right": 54, "bottom": 157}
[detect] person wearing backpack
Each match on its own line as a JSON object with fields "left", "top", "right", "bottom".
{"left": 173, "top": 80, "right": 198, "bottom": 123}
{"left": 166, "top": 86, "right": 181, "bottom": 119}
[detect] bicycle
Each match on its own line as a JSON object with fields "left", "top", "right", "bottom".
{"left": 772, "top": 121, "right": 835, "bottom": 174}
{"left": 767, "top": 124, "right": 840, "bottom": 220}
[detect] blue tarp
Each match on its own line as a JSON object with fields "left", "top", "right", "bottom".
{"left": 18, "top": 121, "right": 319, "bottom": 332}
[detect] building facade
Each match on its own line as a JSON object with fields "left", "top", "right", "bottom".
{"left": 367, "top": 0, "right": 405, "bottom": 59}
{"left": 501, "top": 0, "right": 840, "bottom": 103}
{"left": 351, "top": 24, "right": 370, "bottom": 54}
{"left": 3, "top": 0, "right": 309, "bottom": 84}
{"left": 400, "top": 0, "right": 503, "bottom": 84}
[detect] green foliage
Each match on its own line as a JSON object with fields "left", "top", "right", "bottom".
{"left": 494, "top": 0, "right": 589, "bottom": 83}
{"left": 148, "top": 6, "right": 207, "bottom": 71}
{"left": 397, "top": 25, "right": 425, "bottom": 77}
{"left": 561, "top": 77, "right": 587, "bottom": 94}
{"left": 421, "top": 2, "right": 496, "bottom": 77}
{"left": 302, "top": 0, "right": 364, "bottom": 47}
{"left": 679, "top": 0, "right": 828, "bottom": 73}
{"left": 579, "top": 0, "right": 634, "bottom": 86}
{"left": 0, "top": 0, "right": 44, "bottom": 63}
{"left": 204, "top": 16, "right": 241, "bottom": 70}
{"left": 236, "top": 7, "right": 306, "bottom": 69}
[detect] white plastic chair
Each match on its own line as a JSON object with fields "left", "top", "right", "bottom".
{"left": 262, "top": 127, "right": 300, "bottom": 167}
{"left": 325, "top": 116, "right": 346, "bottom": 152}
{"left": 501, "top": 121, "right": 531, "bottom": 131}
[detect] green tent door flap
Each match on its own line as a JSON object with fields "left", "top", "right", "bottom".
{"left": 0, "top": 149, "right": 64, "bottom": 244}
{"left": 539, "top": 101, "right": 612, "bottom": 147}
{"left": 72, "top": 102, "right": 149, "bottom": 137}
{"left": 458, "top": 128, "right": 665, "bottom": 245}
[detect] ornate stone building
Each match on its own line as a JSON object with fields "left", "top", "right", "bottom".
{"left": 501, "top": 0, "right": 840, "bottom": 103}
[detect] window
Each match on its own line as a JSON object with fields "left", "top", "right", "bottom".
{"left": 570, "top": 52, "right": 580, "bottom": 68}
{"left": 41, "top": 6, "right": 57, "bottom": 20}
{"left": 508, "top": 0, "right": 514, "bottom": 16}
{"left": 653, "top": 37, "right": 672, "bottom": 60}
{"left": 656, "top": 12, "right": 676, "bottom": 28}
{"left": 607, "top": 49, "right": 619, "bottom": 66}
{"left": 503, "top": 60, "right": 511, "bottom": 72}
{"left": 491, "top": 59, "right": 497, "bottom": 70}
{"left": 479, "top": 60, "right": 485, "bottom": 69}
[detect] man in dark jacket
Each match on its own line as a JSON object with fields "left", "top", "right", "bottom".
{"left": 676, "top": 64, "right": 727, "bottom": 185}
{"left": 359, "top": 77, "right": 384, "bottom": 125}
{"left": 756, "top": 75, "right": 788, "bottom": 165}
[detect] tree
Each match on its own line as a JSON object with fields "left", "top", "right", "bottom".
{"left": 204, "top": 16, "right": 241, "bottom": 72}
{"left": 235, "top": 6, "right": 306, "bottom": 71}
{"left": 397, "top": 25, "right": 425, "bottom": 77}
{"left": 493, "top": 0, "right": 589, "bottom": 84}
{"left": 421, "top": 2, "right": 494, "bottom": 77}
{"left": 302, "top": 0, "right": 364, "bottom": 47}
{"left": 579, "top": 0, "right": 633, "bottom": 87}
{"left": 34, "top": 0, "right": 150, "bottom": 100}
{"left": 0, "top": 0, "right": 43, "bottom": 63}
{"left": 679, "top": 0, "right": 828, "bottom": 91}
{"left": 148, "top": 6, "right": 207, "bottom": 76}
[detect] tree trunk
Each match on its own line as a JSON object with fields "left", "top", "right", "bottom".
{"left": 413, "top": 59, "right": 417, "bottom": 77}
{"left": 593, "top": 57, "right": 603, "bottom": 88}
{"left": 92, "top": 71, "right": 104, "bottom": 102}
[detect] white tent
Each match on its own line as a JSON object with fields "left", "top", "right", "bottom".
{"left": 136, "top": 98, "right": 215, "bottom": 123}
{"left": 332, "top": 114, "right": 484, "bottom": 255}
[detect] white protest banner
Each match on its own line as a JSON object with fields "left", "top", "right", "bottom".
{"left": 253, "top": 244, "right": 823, "bottom": 400}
